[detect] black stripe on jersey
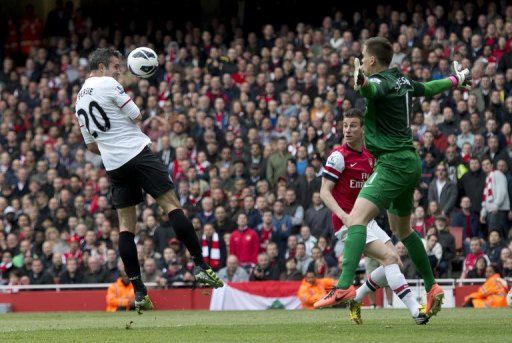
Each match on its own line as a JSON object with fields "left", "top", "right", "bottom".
{"left": 322, "top": 172, "right": 338, "bottom": 182}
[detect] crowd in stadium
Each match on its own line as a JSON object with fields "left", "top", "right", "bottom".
{"left": 1, "top": 0, "right": 512, "bottom": 290}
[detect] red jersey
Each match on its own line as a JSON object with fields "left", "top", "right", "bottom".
{"left": 229, "top": 227, "right": 260, "bottom": 266}
{"left": 323, "top": 144, "right": 376, "bottom": 234}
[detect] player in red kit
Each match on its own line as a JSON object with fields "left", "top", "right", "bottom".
{"left": 316, "top": 109, "right": 429, "bottom": 325}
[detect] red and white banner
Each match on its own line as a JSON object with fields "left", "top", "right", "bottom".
{"left": 210, "top": 281, "right": 302, "bottom": 310}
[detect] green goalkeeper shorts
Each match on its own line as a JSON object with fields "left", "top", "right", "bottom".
{"left": 358, "top": 149, "right": 421, "bottom": 217}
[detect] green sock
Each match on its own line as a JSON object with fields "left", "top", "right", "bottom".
{"left": 337, "top": 225, "right": 367, "bottom": 289}
{"left": 402, "top": 231, "right": 436, "bottom": 292}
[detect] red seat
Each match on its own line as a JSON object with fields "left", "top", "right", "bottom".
{"left": 449, "top": 226, "right": 464, "bottom": 251}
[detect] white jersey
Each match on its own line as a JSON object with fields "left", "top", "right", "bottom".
{"left": 75, "top": 76, "right": 151, "bottom": 171}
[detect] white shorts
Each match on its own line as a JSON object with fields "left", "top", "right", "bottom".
{"left": 334, "top": 219, "right": 391, "bottom": 245}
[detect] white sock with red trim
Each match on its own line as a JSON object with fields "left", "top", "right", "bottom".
{"left": 354, "top": 266, "right": 387, "bottom": 303}
{"left": 384, "top": 264, "right": 419, "bottom": 317}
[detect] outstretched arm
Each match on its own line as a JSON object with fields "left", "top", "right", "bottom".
{"left": 412, "top": 78, "right": 453, "bottom": 98}
{"left": 415, "top": 61, "right": 472, "bottom": 97}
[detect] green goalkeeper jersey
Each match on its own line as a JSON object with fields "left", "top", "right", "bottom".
{"left": 359, "top": 67, "right": 452, "bottom": 158}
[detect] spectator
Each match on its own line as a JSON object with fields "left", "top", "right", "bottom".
{"left": 201, "top": 223, "right": 226, "bottom": 271}
{"left": 47, "top": 252, "right": 65, "bottom": 282}
{"left": 304, "top": 192, "right": 332, "bottom": 237}
{"left": 458, "top": 157, "right": 486, "bottom": 215}
{"left": 487, "top": 136, "right": 511, "bottom": 167}
{"left": 297, "top": 225, "right": 317, "bottom": 256}
{"left": 27, "top": 258, "right": 53, "bottom": 285}
{"left": 435, "top": 215, "right": 456, "bottom": 277}
{"left": 249, "top": 252, "right": 280, "bottom": 281}
{"left": 59, "top": 257, "right": 83, "bottom": 284}
{"left": 271, "top": 200, "right": 292, "bottom": 256}
{"left": 229, "top": 213, "right": 260, "bottom": 268}
{"left": 257, "top": 209, "right": 276, "bottom": 253}
{"left": 266, "top": 242, "right": 285, "bottom": 274}
{"left": 213, "top": 206, "right": 236, "bottom": 238}
{"left": 451, "top": 196, "right": 481, "bottom": 241}
{"left": 197, "top": 197, "right": 215, "bottom": 226}
{"left": 412, "top": 206, "right": 427, "bottom": 237}
{"left": 105, "top": 262, "right": 135, "bottom": 312}
{"left": 266, "top": 137, "right": 291, "bottom": 186}
{"left": 457, "top": 119, "right": 474, "bottom": 149}
{"left": 309, "top": 246, "right": 329, "bottom": 278}
{"left": 423, "top": 231, "right": 443, "bottom": 274}
{"left": 161, "top": 259, "right": 195, "bottom": 286}
{"left": 105, "top": 249, "right": 120, "bottom": 281}
{"left": 217, "top": 255, "right": 249, "bottom": 283}
{"left": 141, "top": 257, "right": 162, "bottom": 283}
{"left": 317, "top": 236, "right": 337, "bottom": 267}
{"left": 463, "top": 238, "right": 491, "bottom": 278}
{"left": 485, "top": 230, "right": 506, "bottom": 266}
{"left": 241, "top": 195, "right": 262, "bottom": 230}
{"left": 299, "top": 166, "right": 321, "bottom": 210}
{"left": 297, "top": 268, "right": 335, "bottom": 310}
{"left": 283, "top": 188, "right": 304, "bottom": 230}
{"left": 82, "top": 256, "right": 109, "bottom": 284}
{"left": 480, "top": 157, "right": 510, "bottom": 238}
{"left": 467, "top": 256, "right": 488, "bottom": 279}
{"left": 396, "top": 242, "right": 416, "bottom": 279}
{"left": 502, "top": 257, "right": 512, "bottom": 277}
{"left": 295, "top": 242, "right": 313, "bottom": 276}
{"left": 280, "top": 257, "right": 303, "bottom": 281}
{"left": 428, "top": 162, "right": 458, "bottom": 216}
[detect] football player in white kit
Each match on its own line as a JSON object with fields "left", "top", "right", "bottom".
{"left": 75, "top": 48, "right": 223, "bottom": 313}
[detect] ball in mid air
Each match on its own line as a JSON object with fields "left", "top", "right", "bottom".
{"left": 127, "top": 47, "right": 158, "bottom": 78}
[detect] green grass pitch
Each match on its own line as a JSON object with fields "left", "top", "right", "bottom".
{"left": 0, "top": 308, "right": 510, "bottom": 342}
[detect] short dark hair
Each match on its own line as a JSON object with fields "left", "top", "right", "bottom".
{"left": 89, "top": 48, "right": 122, "bottom": 71}
{"left": 343, "top": 108, "right": 364, "bottom": 126}
{"left": 365, "top": 37, "right": 393, "bottom": 67}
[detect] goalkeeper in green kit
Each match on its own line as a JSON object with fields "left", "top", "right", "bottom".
{"left": 314, "top": 37, "right": 471, "bottom": 317}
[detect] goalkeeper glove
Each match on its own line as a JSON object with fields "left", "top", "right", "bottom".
{"left": 353, "top": 58, "right": 368, "bottom": 90}
{"left": 450, "top": 61, "right": 472, "bottom": 90}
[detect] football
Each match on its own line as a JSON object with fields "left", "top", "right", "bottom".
{"left": 507, "top": 288, "right": 512, "bottom": 307}
{"left": 127, "top": 47, "right": 158, "bottom": 78}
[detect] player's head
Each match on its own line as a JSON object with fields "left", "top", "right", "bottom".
{"left": 88, "top": 48, "right": 123, "bottom": 79}
{"left": 343, "top": 108, "right": 364, "bottom": 146}
{"left": 362, "top": 37, "right": 393, "bottom": 74}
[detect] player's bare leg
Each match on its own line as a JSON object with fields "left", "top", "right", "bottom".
{"left": 358, "top": 240, "right": 429, "bottom": 324}
{"left": 118, "top": 206, "right": 154, "bottom": 314}
{"left": 387, "top": 212, "right": 444, "bottom": 317}
{"left": 155, "top": 190, "right": 223, "bottom": 288}
{"left": 315, "top": 198, "right": 379, "bottom": 308}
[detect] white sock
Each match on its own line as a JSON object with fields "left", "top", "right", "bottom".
{"left": 384, "top": 264, "right": 419, "bottom": 317}
{"left": 354, "top": 266, "right": 387, "bottom": 303}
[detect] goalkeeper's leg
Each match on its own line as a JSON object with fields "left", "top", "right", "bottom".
{"left": 361, "top": 240, "right": 428, "bottom": 324}
{"left": 388, "top": 212, "right": 444, "bottom": 317}
{"left": 314, "top": 198, "right": 378, "bottom": 309}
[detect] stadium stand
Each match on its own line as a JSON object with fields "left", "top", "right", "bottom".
{"left": 0, "top": 1, "right": 512, "bottom": 298}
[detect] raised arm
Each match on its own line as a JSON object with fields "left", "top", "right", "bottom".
{"left": 414, "top": 61, "right": 472, "bottom": 97}
{"left": 412, "top": 78, "right": 452, "bottom": 98}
